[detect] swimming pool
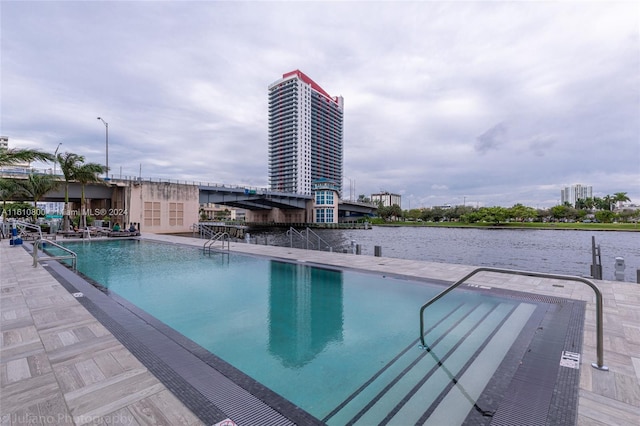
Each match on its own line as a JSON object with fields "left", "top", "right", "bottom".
{"left": 52, "top": 239, "right": 584, "bottom": 425}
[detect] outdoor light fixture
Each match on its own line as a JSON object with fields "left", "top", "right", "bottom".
{"left": 53, "top": 142, "right": 62, "bottom": 175}
{"left": 97, "top": 117, "right": 109, "bottom": 179}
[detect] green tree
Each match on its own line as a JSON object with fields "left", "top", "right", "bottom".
{"left": 595, "top": 210, "right": 615, "bottom": 223}
{"left": 617, "top": 209, "right": 637, "bottom": 223}
{"left": 566, "top": 207, "right": 580, "bottom": 221}
{"left": 388, "top": 204, "right": 403, "bottom": 221}
{"left": 377, "top": 205, "right": 392, "bottom": 221}
{"left": 0, "top": 179, "right": 19, "bottom": 221}
{"left": 508, "top": 204, "right": 537, "bottom": 222}
{"left": 420, "top": 208, "right": 434, "bottom": 222}
{"left": 461, "top": 210, "right": 483, "bottom": 223}
{"left": 593, "top": 197, "right": 607, "bottom": 211}
{"left": 2, "top": 202, "right": 35, "bottom": 219}
{"left": 602, "top": 195, "right": 614, "bottom": 211}
{"left": 0, "top": 147, "right": 53, "bottom": 167}
{"left": 479, "top": 206, "right": 509, "bottom": 224}
{"left": 57, "top": 152, "right": 84, "bottom": 231}
{"left": 550, "top": 205, "right": 569, "bottom": 221}
{"left": 450, "top": 205, "right": 475, "bottom": 222}
{"left": 15, "top": 173, "right": 60, "bottom": 222}
{"left": 74, "top": 162, "right": 107, "bottom": 228}
{"left": 425, "top": 207, "right": 447, "bottom": 222}
{"left": 612, "top": 192, "right": 631, "bottom": 209}
{"left": 404, "top": 208, "right": 423, "bottom": 221}
{"left": 583, "top": 197, "right": 596, "bottom": 210}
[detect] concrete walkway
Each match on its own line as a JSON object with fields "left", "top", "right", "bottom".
{"left": 0, "top": 240, "right": 203, "bottom": 425}
{"left": 2, "top": 234, "right": 639, "bottom": 425}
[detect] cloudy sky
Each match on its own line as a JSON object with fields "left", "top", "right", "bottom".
{"left": 2, "top": 0, "right": 638, "bottom": 209}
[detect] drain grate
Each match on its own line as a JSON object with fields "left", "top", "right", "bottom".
{"left": 517, "top": 294, "right": 566, "bottom": 304}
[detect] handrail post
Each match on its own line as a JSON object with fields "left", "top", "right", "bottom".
{"left": 32, "top": 239, "right": 40, "bottom": 268}
{"left": 32, "top": 238, "right": 77, "bottom": 271}
{"left": 419, "top": 267, "right": 608, "bottom": 371}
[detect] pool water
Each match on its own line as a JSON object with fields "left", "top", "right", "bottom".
{"left": 57, "top": 240, "right": 541, "bottom": 424}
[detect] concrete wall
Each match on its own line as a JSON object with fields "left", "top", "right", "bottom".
{"left": 125, "top": 181, "right": 199, "bottom": 233}
{"left": 245, "top": 202, "right": 312, "bottom": 223}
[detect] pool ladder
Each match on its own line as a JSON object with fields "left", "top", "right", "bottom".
{"left": 32, "top": 238, "right": 77, "bottom": 271}
{"left": 419, "top": 267, "right": 608, "bottom": 371}
{"left": 203, "top": 231, "right": 230, "bottom": 253}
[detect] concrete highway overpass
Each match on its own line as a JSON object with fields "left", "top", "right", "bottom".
{"left": 2, "top": 172, "right": 377, "bottom": 219}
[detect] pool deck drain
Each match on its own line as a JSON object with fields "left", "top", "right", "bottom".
{"left": 2, "top": 233, "right": 639, "bottom": 425}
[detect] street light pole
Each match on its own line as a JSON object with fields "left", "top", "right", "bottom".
{"left": 53, "top": 142, "right": 62, "bottom": 175}
{"left": 97, "top": 117, "right": 109, "bottom": 179}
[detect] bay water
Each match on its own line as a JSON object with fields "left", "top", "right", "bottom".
{"left": 250, "top": 227, "right": 639, "bottom": 283}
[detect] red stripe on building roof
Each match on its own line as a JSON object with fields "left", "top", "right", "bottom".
{"left": 282, "top": 70, "right": 337, "bottom": 104}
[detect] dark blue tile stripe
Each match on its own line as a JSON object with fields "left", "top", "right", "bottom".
{"left": 42, "top": 259, "right": 319, "bottom": 426}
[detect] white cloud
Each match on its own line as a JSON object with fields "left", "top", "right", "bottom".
{"left": 1, "top": 0, "right": 638, "bottom": 208}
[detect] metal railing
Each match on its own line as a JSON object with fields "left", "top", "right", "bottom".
{"left": 418, "top": 267, "right": 608, "bottom": 371}
{"left": 194, "top": 223, "right": 218, "bottom": 239}
{"left": 286, "top": 227, "right": 335, "bottom": 252}
{"left": 13, "top": 220, "right": 43, "bottom": 240}
{"left": 32, "top": 239, "right": 77, "bottom": 271}
{"left": 194, "top": 222, "right": 247, "bottom": 240}
{"left": 203, "top": 232, "right": 230, "bottom": 253}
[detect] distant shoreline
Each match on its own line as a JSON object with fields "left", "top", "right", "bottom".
{"left": 372, "top": 221, "right": 640, "bottom": 232}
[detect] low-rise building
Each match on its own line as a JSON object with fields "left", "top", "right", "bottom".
{"left": 371, "top": 191, "right": 401, "bottom": 207}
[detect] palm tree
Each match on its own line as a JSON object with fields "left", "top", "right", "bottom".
{"left": 612, "top": 192, "right": 631, "bottom": 209}
{"left": 0, "top": 148, "right": 54, "bottom": 168}
{"left": 0, "top": 178, "right": 18, "bottom": 205}
{"left": 15, "top": 173, "right": 60, "bottom": 222}
{"left": 583, "top": 197, "right": 596, "bottom": 210}
{"left": 0, "top": 178, "right": 19, "bottom": 226}
{"left": 75, "top": 163, "right": 107, "bottom": 228}
{"left": 602, "top": 194, "right": 614, "bottom": 211}
{"left": 57, "top": 152, "right": 84, "bottom": 231}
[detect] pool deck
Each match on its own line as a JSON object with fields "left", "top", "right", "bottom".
{"left": 2, "top": 233, "right": 639, "bottom": 425}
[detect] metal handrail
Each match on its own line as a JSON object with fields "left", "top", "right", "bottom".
{"left": 13, "top": 220, "right": 43, "bottom": 240}
{"left": 418, "top": 267, "right": 608, "bottom": 371}
{"left": 32, "top": 238, "right": 77, "bottom": 271}
{"left": 287, "top": 227, "right": 334, "bottom": 251}
{"left": 203, "top": 232, "right": 230, "bottom": 252}
{"left": 287, "top": 227, "right": 315, "bottom": 250}
{"left": 201, "top": 226, "right": 216, "bottom": 240}
{"left": 190, "top": 223, "right": 199, "bottom": 238}
{"left": 304, "top": 227, "right": 334, "bottom": 252}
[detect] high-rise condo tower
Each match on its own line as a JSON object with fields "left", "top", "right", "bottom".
{"left": 268, "top": 70, "right": 344, "bottom": 196}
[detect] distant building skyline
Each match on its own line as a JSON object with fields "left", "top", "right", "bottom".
{"left": 268, "top": 70, "right": 344, "bottom": 196}
{"left": 561, "top": 184, "right": 593, "bottom": 207}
